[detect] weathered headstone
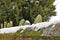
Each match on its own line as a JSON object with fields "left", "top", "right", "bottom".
{"left": 4, "top": 21, "right": 7, "bottom": 28}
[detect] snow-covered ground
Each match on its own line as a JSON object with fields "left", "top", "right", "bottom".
{"left": 53, "top": 0, "right": 60, "bottom": 16}
{"left": 49, "top": 0, "right": 60, "bottom": 24}
{"left": 0, "top": 0, "right": 60, "bottom": 34}
{"left": 0, "top": 22, "right": 53, "bottom": 34}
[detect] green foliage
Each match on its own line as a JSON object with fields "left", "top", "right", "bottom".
{"left": 20, "top": 29, "right": 42, "bottom": 37}
{"left": 0, "top": 29, "right": 42, "bottom": 39}
{"left": 34, "top": 14, "right": 42, "bottom": 24}
{"left": 19, "top": 19, "right": 25, "bottom": 26}
{"left": 0, "top": 0, "right": 56, "bottom": 26}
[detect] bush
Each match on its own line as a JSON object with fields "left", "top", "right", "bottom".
{"left": 0, "top": 0, "right": 56, "bottom": 26}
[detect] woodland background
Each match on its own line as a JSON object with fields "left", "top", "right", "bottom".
{"left": 0, "top": 0, "right": 56, "bottom": 27}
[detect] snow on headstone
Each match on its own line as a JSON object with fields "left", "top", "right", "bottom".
{"left": 24, "top": 20, "right": 31, "bottom": 25}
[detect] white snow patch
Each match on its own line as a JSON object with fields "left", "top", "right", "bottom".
{"left": 49, "top": 16, "right": 60, "bottom": 24}
{"left": 49, "top": 0, "right": 60, "bottom": 24}
{"left": 25, "top": 20, "right": 31, "bottom": 25}
{"left": 53, "top": 0, "right": 60, "bottom": 16}
{"left": 0, "top": 22, "right": 53, "bottom": 34}
{"left": 0, "top": 25, "right": 31, "bottom": 34}
{"left": 32, "top": 22, "right": 53, "bottom": 31}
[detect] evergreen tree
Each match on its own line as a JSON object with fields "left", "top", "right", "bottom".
{"left": 0, "top": 0, "right": 56, "bottom": 26}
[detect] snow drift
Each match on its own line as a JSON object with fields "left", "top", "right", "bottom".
{"left": 49, "top": 0, "right": 60, "bottom": 24}
{"left": 0, "top": 22, "right": 53, "bottom": 34}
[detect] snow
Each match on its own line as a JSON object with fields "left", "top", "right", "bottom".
{"left": 53, "top": 0, "right": 60, "bottom": 16}
{"left": 25, "top": 20, "right": 30, "bottom": 24}
{"left": 31, "top": 22, "right": 53, "bottom": 31}
{"left": 0, "top": 25, "right": 32, "bottom": 34}
{"left": 49, "top": 16, "right": 60, "bottom": 24}
{"left": 25, "top": 20, "right": 31, "bottom": 25}
{"left": 0, "top": 22, "right": 53, "bottom": 34}
{"left": 49, "top": 0, "right": 60, "bottom": 24}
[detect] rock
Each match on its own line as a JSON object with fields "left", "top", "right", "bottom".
{"left": 41, "top": 23, "right": 60, "bottom": 36}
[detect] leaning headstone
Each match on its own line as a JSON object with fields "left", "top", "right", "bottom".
{"left": 24, "top": 20, "right": 31, "bottom": 25}
{"left": 9, "top": 21, "right": 13, "bottom": 27}
{"left": 19, "top": 19, "right": 25, "bottom": 26}
{"left": 7, "top": 23, "right": 10, "bottom": 28}
{"left": 1, "top": 23, "right": 3, "bottom": 29}
{"left": 4, "top": 21, "right": 7, "bottom": 28}
{"left": 33, "top": 14, "right": 42, "bottom": 24}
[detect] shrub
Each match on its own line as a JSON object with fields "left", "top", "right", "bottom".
{"left": 0, "top": 0, "right": 56, "bottom": 25}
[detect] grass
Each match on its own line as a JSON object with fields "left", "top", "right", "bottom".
{"left": 0, "top": 28, "right": 42, "bottom": 40}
